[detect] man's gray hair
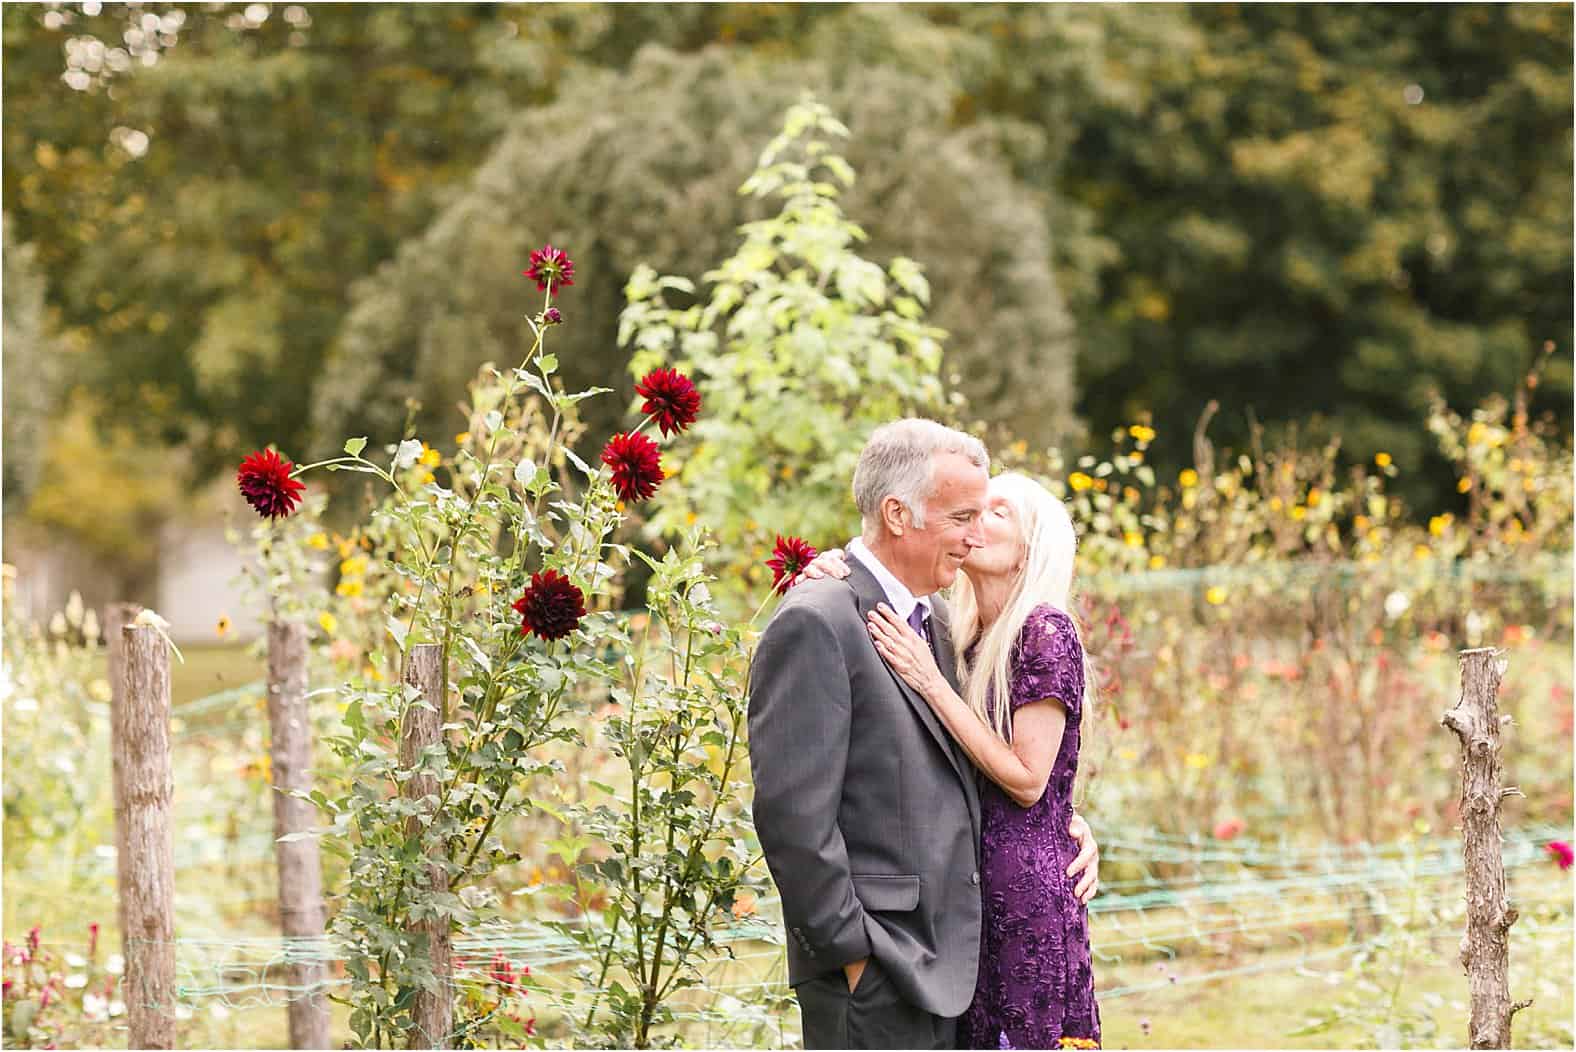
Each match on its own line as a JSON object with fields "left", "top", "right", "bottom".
{"left": 853, "top": 419, "right": 989, "bottom": 530}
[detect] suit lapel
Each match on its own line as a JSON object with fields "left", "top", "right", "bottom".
{"left": 929, "top": 600, "right": 983, "bottom": 845}
{"left": 847, "top": 562, "right": 970, "bottom": 790}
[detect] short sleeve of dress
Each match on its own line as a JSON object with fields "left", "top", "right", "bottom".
{"left": 1008, "top": 605, "right": 1085, "bottom": 721}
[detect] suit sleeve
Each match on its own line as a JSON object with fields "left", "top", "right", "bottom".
{"left": 748, "top": 600, "right": 872, "bottom": 971}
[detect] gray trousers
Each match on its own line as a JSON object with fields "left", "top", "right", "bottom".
{"left": 794, "top": 959, "right": 957, "bottom": 1050}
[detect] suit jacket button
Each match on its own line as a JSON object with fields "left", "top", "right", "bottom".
{"left": 970, "top": 871, "right": 981, "bottom": 886}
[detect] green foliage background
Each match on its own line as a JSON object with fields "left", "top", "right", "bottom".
{"left": 3, "top": 3, "right": 1570, "bottom": 580}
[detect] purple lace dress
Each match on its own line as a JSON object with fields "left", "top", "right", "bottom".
{"left": 958, "top": 605, "right": 1100, "bottom": 1050}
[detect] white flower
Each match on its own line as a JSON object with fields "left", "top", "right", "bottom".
{"left": 109, "top": 999, "right": 126, "bottom": 1017}
{"left": 1384, "top": 591, "right": 1411, "bottom": 621}
{"left": 65, "top": 973, "right": 88, "bottom": 989}
{"left": 175, "top": 1003, "right": 194, "bottom": 1021}
{"left": 210, "top": 1002, "right": 231, "bottom": 1020}
{"left": 83, "top": 992, "right": 109, "bottom": 1022}
{"left": 65, "top": 953, "right": 87, "bottom": 968}
{"left": 105, "top": 954, "right": 125, "bottom": 976}
{"left": 394, "top": 439, "right": 423, "bottom": 470}
{"left": 1465, "top": 610, "right": 1487, "bottom": 643}
{"left": 13, "top": 697, "right": 38, "bottom": 714}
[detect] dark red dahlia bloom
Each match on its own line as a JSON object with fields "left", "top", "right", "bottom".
{"left": 635, "top": 368, "right": 701, "bottom": 437}
{"left": 523, "top": 244, "right": 575, "bottom": 294}
{"left": 237, "top": 449, "right": 306, "bottom": 519}
{"left": 512, "top": 570, "right": 586, "bottom": 641}
{"left": 1547, "top": 840, "right": 1574, "bottom": 870}
{"left": 766, "top": 535, "right": 818, "bottom": 594}
{"left": 600, "top": 432, "right": 664, "bottom": 503}
{"left": 543, "top": 306, "right": 563, "bottom": 325}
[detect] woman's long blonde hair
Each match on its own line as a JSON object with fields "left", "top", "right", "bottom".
{"left": 949, "top": 472, "right": 1093, "bottom": 742}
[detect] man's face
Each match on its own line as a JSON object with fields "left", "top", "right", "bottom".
{"left": 893, "top": 452, "right": 989, "bottom": 594}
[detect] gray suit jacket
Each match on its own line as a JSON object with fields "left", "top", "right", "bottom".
{"left": 748, "top": 560, "right": 983, "bottom": 1018}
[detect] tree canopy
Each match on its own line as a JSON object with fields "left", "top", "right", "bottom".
{"left": 2, "top": 2, "right": 1568, "bottom": 571}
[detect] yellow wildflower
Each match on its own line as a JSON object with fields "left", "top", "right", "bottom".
{"left": 318, "top": 612, "right": 339, "bottom": 637}
{"left": 685, "top": 512, "right": 698, "bottom": 526}
{"left": 336, "top": 535, "right": 356, "bottom": 558}
{"left": 1429, "top": 514, "right": 1453, "bottom": 537}
{"left": 418, "top": 470, "right": 435, "bottom": 486}
{"left": 1457, "top": 477, "right": 1472, "bottom": 493}
{"left": 1128, "top": 424, "right": 1156, "bottom": 444}
{"left": 1413, "top": 545, "right": 1432, "bottom": 561}
{"left": 1068, "top": 472, "right": 1094, "bottom": 492}
{"left": 419, "top": 443, "right": 442, "bottom": 467}
{"left": 454, "top": 432, "right": 471, "bottom": 446}
{"left": 1467, "top": 422, "right": 1488, "bottom": 446}
{"left": 1269, "top": 497, "right": 1283, "bottom": 512}
{"left": 780, "top": 465, "right": 796, "bottom": 480}
{"left": 1354, "top": 515, "right": 1370, "bottom": 531}
{"left": 1184, "top": 752, "right": 1212, "bottom": 769}
{"left": 1291, "top": 505, "right": 1307, "bottom": 520}
{"left": 215, "top": 614, "right": 232, "bottom": 638}
{"left": 336, "top": 578, "right": 364, "bottom": 598}
{"left": 1149, "top": 554, "right": 1167, "bottom": 570}
{"left": 1124, "top": 531, "right": 1143, "bottom": 548}
{"left": 1307, "top": 488, "right": 1322, "bottom": 507}
{"left": 1374, "top": 452, "right": 1392, "bottom": 468}
{"left": 1179, "top": 469, "right": 1199, "bottom": 488}
{"left": 1205, "top": 586, "right": 1227, "bottom": 606}
{"left": 340, "top": 555, "right": 368, "bottom": 577}
{"left": 307, "top": 532, "right": 329, "bottom": 551}
{"left": 1123, "top": 486, "right": 1140, "bottom": 504}
{"left": 1009, "top": 439, "right": 1029, "bottom": 457}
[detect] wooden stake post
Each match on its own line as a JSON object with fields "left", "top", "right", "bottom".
{"left": 1440, "top": 647, "right": 1531, "bottom": 1049}
{"left": 401, "top": 644, "right": 452, "bottom": 1049}
{"left": 267, "top": 621, "right": 332, "bottom": 1048}
{"left": 120, "top": 624, "right": 177, "bottom": 1049}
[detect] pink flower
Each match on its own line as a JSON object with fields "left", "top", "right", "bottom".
{"left": 1213, "top": 818, "right": 1245, "bottom": 841}
{"left": 1546, "top": 841, "right": 1573, "bottom": 870}
{"left": 524, "top": 244, "right": 575, "bottom": 294}
{"left": 634, "top": 368, "right": 701, "bottom": 437}
{"left": 237, "top": 449, "right": 306, "bottom": 519}
{"left": 766, "top": 535, "right": 818, "bottom": 595}
{"left": 601, "top": 432, "right": 665, "bottom": 503}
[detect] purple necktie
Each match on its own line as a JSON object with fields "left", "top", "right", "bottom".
{"left": 907, "top": 604, "right": 931, "bottom": 645}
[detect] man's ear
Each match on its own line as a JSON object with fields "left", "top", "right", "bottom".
{"left": 880, "top": 496, "right": 909, "bottom": 537}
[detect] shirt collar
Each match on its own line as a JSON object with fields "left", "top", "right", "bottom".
{"left": 847, "top": 537, "right": 933, "bottom": 623}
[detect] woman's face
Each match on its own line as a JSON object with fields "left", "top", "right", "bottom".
{"left": 962, "top": 485, "right": 1023, "bottom": 579}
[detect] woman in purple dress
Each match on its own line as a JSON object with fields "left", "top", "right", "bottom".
{"left": 811, "top": 472, "right": 1100, "bottom": 1050}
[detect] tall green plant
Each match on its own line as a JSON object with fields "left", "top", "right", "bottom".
{"left": 619, "top": 97, "right": 952, "bottom": 605}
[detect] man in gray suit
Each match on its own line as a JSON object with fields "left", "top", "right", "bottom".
{"left": 749, "top": 419, "right": 1098, "bottom": 1049}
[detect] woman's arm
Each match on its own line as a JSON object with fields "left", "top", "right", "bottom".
{"left": 866, "top": 604, "right": 1066, "bottom": 808}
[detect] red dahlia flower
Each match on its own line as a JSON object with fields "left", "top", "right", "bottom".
{"left": 512, "top": 570, "right": 586, "bottom": 641}
{"left": 524, "top": 244, "right": 575, "bottom": 294}
{"left": 766, "top": 535, "right": 818, "bottom": 594}
{"left": 237, "top": 449, "right": 306, "bottom": 520}
{"left": 1547, "top": 840, "right": 1573, "bottom": 870}
{"left": 600, "top": 432, "right": 664, "bottom": 502}
{"left": 634, "top": 368, "right": 701, "bottom": 437}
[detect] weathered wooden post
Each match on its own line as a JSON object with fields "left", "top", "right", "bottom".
{"left": 267, "top": 620, "right": 332, "bottom": 1049}
{"left": 106, "top": 601, "right": 141, "bottom": 961}
{"left": 121, "top": 623, "right": 177, "bottom": 1049}
{"left": 401, "top": 643, "right": 452, "bottom": 1049}
{"left": 1440, "top": 646, "right": 1531, "bottom": 1048}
